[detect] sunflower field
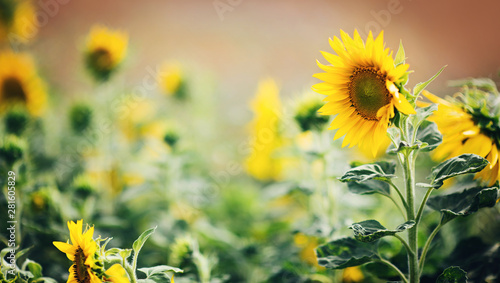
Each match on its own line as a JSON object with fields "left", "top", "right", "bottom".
{"left": 1, "top": 1, "right": 500, "bottom": 283}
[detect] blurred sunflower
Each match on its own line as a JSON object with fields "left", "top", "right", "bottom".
{"left": 0, "top": 0, "right": 37, "bottom": 44}
{"left": 103, "top": 264, "right": 129, "bottom": 283}
{"left": 244, "top": 79, "right": 284, "bottom": 181}
{"left": 158, "top": 62, "right": 187, "bottom": 99}
{"left": 0, "top": 50, "right": 47, "bottom": 115}
{"left": 313, "top": 30, "right": 415, "bottom": 156}
{"left": 53, "top": 220, "right": 101, "bottom": 283}
{"left": 85, "top": 25, "right": 128, "bottom": 82}
{"left": 422, "top": 89, "right": 500, "bottom": 186}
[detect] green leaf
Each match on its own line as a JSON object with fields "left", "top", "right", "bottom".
{"left": 412, "top": 103, "right": 438, "bottom": 129}
{"left": 416, "top": 121, "right": 442, "bottom": 152}
{"left": 413, "top": 65, "right": 446, "bottom": 98}
{"left": 347, "top": 179, "right": 390, "bottom": 195}
{"left": 427, "top": 186, "right": 499, "bottom": 224}
{"left": 22, "top": 260, "right": 42, "bottom": 279}
{"left": 349, "top": 220, "right": 415, "bottom": 242}
{"left": 436, "top": 266, "right": 467, "bottom": 283}
{"left": 315, "top": 237, "right": 379, "bottom": 269}
{"left": 339, "top": 162, "right": 396, "bottom": 183}
{"left": 132, "top": 226, "right": 157, "bottom": 259}
{"left": 394, "top": 40, "right": 406, "bottom": 67}
{"left": 138, "top": 266, "right": 183, "bottom": 277}
{"left": 427, "top": 154, "right": 489, "bottom": 188}
{"left": 32, "top": 277, "right": 58, "bottom": 283}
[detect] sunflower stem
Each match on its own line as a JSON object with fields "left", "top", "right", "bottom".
{"left": 123, "top": 255, "right": 137, "bottom": 283}
{"left": 416, "top": 187, "right": 434, "bottom": 225}
{"left": 418, "top": 222, "right": 443, "bottom": 276}
{"left": 375, "top": 258, "right": 408, "bottom": 283}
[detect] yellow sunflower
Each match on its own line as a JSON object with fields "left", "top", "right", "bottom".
{"left": 85, "top": 25, "right": 128, "bottom": 82}
{"left": 103, "top": 264, "right": 129, "bottom": 283}
{"left": 0, "top": 50, "right": 47, "bottom": 115}
{"left": 422, "top": 90, "right": 499, "bottom": 186}
{"left": 244, "top": 79, "right": 285, "bottom": 181}
{"left": 312, "top": 30, "right": 415, "bottom": 156}
{"left": 158, "top": 62, "right": 187, "bottom": 99}
{"left": 0, "top": 0, "right": 38, "bottom": 44}
{"left": 53, "top": 220, "right": 102, "bottom": 283}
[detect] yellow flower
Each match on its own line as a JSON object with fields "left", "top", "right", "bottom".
{"left": 53, "top": 220, "right": 102, "bottom": 283}
{"left": 158, "top": 62, "right": 187, "bottom": 99}
{"left": 293, "top": 233, "right": 323, "bottom": 269}
{"left": 313, "top": 30, "right": 415, "bottom": 156}
{"left": 103, "top": 264, "right": 129, "bottom": 283}
{"left": 244, "top": 79, "right": 284, "bottom": 181}
{"left": 0, "top": 50, "right": 47, "bottom": 115}
{"left": 422, "top": 90, "right": 500, "bottom": 186}
{"left": 85, "top": 25, "right": 128, "bottom": 81}
{"left": 342, "top": 266, "right": 364, "bottom": 283}
{"left": 0, "top": 0, "right": 38, "bottom": 44}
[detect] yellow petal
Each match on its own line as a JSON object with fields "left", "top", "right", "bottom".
{"left": 387, "top": 81, "right": 415, "bottom": 114}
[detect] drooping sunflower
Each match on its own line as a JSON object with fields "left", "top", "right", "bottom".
{"left": 0, "top": 50, "right": 47, "bottom": 115}
{"left": 312, "top": 30, "right": 415, "bottom": 156}
{"left": 53, "top": 220, "right": 102, "bottom": 283}
{"left": 244, "top": 79, "right": 285, "bottom": 181}
{"left": 422, "top": 89, "right": 500, "bottom": 186}
{"left": 84, "top": 25, "right": 128, "bottom": 82}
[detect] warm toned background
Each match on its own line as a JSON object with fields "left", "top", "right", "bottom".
{"left": 34, "top": 0, "right": 500, "bottom": 108}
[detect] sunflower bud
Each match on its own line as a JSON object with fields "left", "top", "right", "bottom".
{"left": 72, "top": 174, "right": 96, "bottom": 199}
{"left": 69, "top": 103, "right": 93, "bottom": 134}
{"left": 294, "top": 97, "right": 329, "bottom": 132}
{"left": 169, "top": 237, "right": 193, "bottom": 269}
{"left": 0, "top": 135, "right": 25, "bottom": 167}
{"left": 4, "top": 108, "right": 29, "bottom": 136}
{"left": 163, "top": 129, "right": 179, "bottom": 148}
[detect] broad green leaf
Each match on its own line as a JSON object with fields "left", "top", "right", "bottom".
{"left": 436, "top": 266, "right": 467, "bottom": 283}
{"left": 394, "top": 40, "right": 406, "bottom": 67}
{"left": 138, "top": 266, "right": 183, "bottom": 277}
{"left": 413, "top": 65, "right": 446, "bottom": 98}
{"left": 416, "top": 121, "right": 442, "bottom": 152}
{"left": 22, "top": 260, "right": 42, "bottom": 279}
{"left": 347, "top": 179, "right": 390, "bottom": 195}
{"left": 428, "top": 154, "right": 489, "bottom": 188}
{"left": 33, "top": 277, "right": 58, "bottom": 283}
{"left": 315, "top": 237, "right": 379, "bottom": 269}
{"left": 427, "top": 186, "right": 499, "bottom": 224}
{"left": 339, "top": 162, "right": 396, "bottom": 183}
{"left": 132, "top": 226, "right": 157, "bottom": 259}
{"left": 349, "top": 220, "right": 415, "bottom": 242}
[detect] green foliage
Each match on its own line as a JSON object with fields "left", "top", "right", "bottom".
{"left": 426, "top": 186, "right": 499, "bottom": 224}
{"left": 315, "top": 237, "right": 379, "bottom": 269}
{"left": 436, "top": 266, "right": 467, "bottom": 283}
{"left": 349, "top": 220, "right": 415, "bottom": 243}
{"left": 412, "top": 65, "right": 446, "bottom": 98}
{"left": 415, "top": 121, "right": 442, "bottom": 152}
{"left": 425, "top": 154, "right": 489, "bottom": 189}
{"left": 338, "top": 161, "right": 396, "bottom": 183}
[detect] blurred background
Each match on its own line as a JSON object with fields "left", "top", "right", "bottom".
{"left": 36, "top": 0, "right": 500, "bottom": 110}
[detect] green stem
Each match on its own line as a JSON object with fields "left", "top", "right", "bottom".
{"left": 418, "top": 223, "right": 443, "bottom": 274}
{"left": 123, "top": 255, "right": 137, "bottom": 283}
{"left": 376, "top": 258, "right": 408, "bottom": 283}
{"left": 393, "top": 234, "right": 414, "bottom": 257}
{"left": 402, "top": 151, "right": 419, "bottom": 283}
{"left": 415, "top": 188, "right": 434, "bottom": 225}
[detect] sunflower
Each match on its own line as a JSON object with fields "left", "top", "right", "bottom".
{"left": 103, "top": 264, "right": 129, "bottom": 283}
{"left": 158, "top": 62, "right": 187, "bottom": 99}
{"left": 53, "top": 220, "right": 102, "bottom": 283}
{"left": 312, "top": 30, "right": 415, "bottom": 156}
{"left": 0, "top": 0, "right": 38, "bottom": 44}
{"left": 0, "top": 50, "right": 47, "bottom": 115}
{"left": 84, "top": 25, "right": 128, "bottom": 82}
{"left": 244, "top": 79, "right": 285, "bottom": 181}
{"left": 422, "top": 90, "right": 500, "bottom": 186}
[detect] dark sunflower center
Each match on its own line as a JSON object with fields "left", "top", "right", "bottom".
{"left": 2, "top": 77, "right": 27, "bottom": 103}
{"left": 89, "top": 48, "right": 113, "bottom": 71}
{"left": 348, "top": 67, "right": 391, "bottom": 120}
{"left": 73, "top": 248, "right": 91, "bottom": 283}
